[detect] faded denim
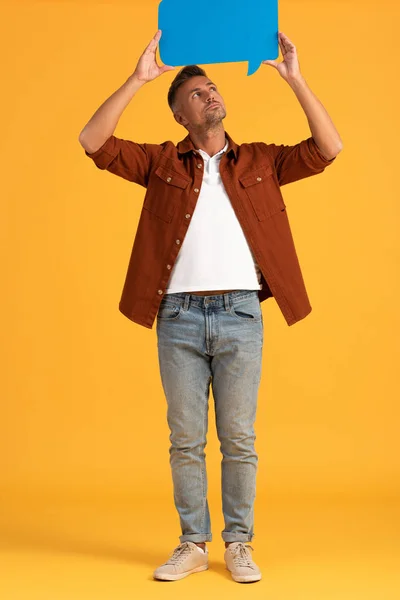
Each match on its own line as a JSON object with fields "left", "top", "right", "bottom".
{"left": 156, "top": 290, "right": 263, "bottom": 543}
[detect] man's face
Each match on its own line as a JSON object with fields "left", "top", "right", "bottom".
{"left": 173, "top": 76, "right": 227, "bottom": 130}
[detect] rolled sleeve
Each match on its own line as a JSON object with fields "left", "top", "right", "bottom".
{"left": 84, "top": 135, "right": 163, "bottom": 188}
{"left": 84, "top": 136, "right": 120, "bottom": 169}
{"left": 306, "top": 136, "right": 337, "bottom": 169}
{"left": 263, "top": 136, "right": 338, "bottom": 186}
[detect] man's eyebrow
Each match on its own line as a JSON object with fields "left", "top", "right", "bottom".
{"left": 188, "top": 82, "right": 217, "bottom": 95}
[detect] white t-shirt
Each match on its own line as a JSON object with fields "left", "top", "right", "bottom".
{"left": 166, "top": 138, "right": 262, "bottom": 293}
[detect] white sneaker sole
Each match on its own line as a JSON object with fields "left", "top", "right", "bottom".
{"left": 226, "top": 565, "right": 262, "bottom": 583}
{"left": 153, "top": 563, "right": 208, "bottom": 581}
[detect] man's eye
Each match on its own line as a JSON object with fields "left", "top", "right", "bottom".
{"left": 193, "top": 87, "right": 217, "bottom": 98}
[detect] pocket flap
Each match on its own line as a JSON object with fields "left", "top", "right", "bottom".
{"left": 239, "top": 164, "right": 273, "bottom": 188}
{"left": 155, "top": 166, "right": 191, "bottom": 189}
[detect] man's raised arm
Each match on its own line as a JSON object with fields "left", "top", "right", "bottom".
{"left": 78, "top": 29, "right": 174, "bottom": 154}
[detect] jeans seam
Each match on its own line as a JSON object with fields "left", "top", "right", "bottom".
{"left": 200, "top": 375, "right": 211, "bottom": 533}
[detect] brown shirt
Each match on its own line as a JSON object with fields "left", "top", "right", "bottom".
{"left": 84, "top": 130, "right": 337, "bottom": 329}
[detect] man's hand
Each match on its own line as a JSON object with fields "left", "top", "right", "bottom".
{"left": 132, "top": 30, "right": 175, "bottom": 84}
{"left": 262, "top": 32, "right": 301, "bottom": 82}
{"left": 263, "top": 32, "right": 343, "bottom": 159}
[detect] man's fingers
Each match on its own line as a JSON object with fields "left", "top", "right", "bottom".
{"left": 278, "top": 37, "right": 286, "bottom": 55}
{"left": 280, "top": 32, "right": 293, "bottom": 44}
{"left": 280, "top": 32, "right": 295, "bottom": 51}
{"left": 160, "top": 64, "right": 175, "bottom": 75}
{"left": 262, "top": 60, "right": 278, "bottom": 68}
{"left": 144, "top": 30, "right": 161, "bottom": 54}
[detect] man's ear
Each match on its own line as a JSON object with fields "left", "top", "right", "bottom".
{"left": 174, "top": 112, "right": 188, "bottom": 128}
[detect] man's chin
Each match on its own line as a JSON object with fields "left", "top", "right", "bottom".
{"left": 205, "top": 110, "right": 226, "bottom": 124}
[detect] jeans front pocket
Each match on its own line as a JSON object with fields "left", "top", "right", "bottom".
{"left": 229, "top": 295, "right": 262, "bottom": 322}
{"left": 157, "top": 299, "right": 183, "bottom": 321}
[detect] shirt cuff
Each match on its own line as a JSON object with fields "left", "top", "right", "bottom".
{"left": 308, "top": 136, "right": 337, "bottom": 167}
{"left": 84, "top": 136, "right": 119, "bottom": 168}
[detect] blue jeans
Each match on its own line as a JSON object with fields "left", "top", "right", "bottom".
{"left": 156, "top": 290, "right": 263, "bottom": 543}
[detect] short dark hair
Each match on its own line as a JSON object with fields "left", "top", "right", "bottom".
{"left": 167, "top": 65, "right": 207, "bottom": 112}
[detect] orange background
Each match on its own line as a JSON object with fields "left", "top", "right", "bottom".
{"left": 1, "top": 0, "right": 399, "bottom": 598}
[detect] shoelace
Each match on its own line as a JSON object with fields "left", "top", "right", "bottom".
{"left": 165, "top": 541, "right": 194, "bottom": 565}
{"left": 230, "top": 543, "right": 256, "bottom": 569}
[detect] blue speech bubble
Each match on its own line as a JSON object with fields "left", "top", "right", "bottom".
{"left": 158, "top": 0, "right": 279, "bottom": 76}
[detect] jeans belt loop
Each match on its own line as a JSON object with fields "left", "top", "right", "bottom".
{"left": 224, "top": 293, "right": 230, "bottom": 312}
{"left": 184, "top": 293, "right": 190, "bottom": 312}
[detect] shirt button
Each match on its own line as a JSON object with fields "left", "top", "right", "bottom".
{"left": 194, "top": 188, "right": 199, "bottom": 193}
{"left": 167, "top": 177, "right": 172, "bottom": 182}
{"left": 185, "top": 213, "right": 191, "bottom": 219}
{"left": 197, "top": 164, "right": 202, "bottom": 169}
{"left": 167, "top": 264, "right": 172, "bottom": 270}
{"left": 257, "top": 177, "right": 262, "bottom": 182}
{"left": 158, "top": 289, "right": 163, "bottom": 295}
{"left": 176, "top": 239, "right": 181, "bottom": 245}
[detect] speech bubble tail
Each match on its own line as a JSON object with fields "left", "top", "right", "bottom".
{"left": 247, "top": 59, "right": 261, "bottom": 76}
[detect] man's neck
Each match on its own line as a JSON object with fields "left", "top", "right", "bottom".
{"left": 189, "top": 127, "right": 226, "bottom": 158}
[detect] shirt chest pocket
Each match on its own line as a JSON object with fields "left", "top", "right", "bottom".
{"left": 239, "top": 164, "right": 286, "bottom": 221}
{"left": 144, "top": 165, "right": 191, "bottom": 223}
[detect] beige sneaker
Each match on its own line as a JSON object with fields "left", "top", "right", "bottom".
{"left": 153, "top": 541, "right": 209, "bottom": 581}
{"left": 224, "top": 542, "right": 262, "bottom": 583}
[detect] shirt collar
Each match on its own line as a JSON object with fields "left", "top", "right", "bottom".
{"left": 177, "top": 130, "right": 238, "bottom": 159}
{"left": 196, "top": 139, "right": 228, "bottom": 159}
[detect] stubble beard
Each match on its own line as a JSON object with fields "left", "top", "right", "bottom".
{"left": 203, "top": 105, "right": 226, "bottom": 130}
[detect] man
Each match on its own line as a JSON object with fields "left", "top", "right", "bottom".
{"left": 79, "top": 29, "right": 342, "bottom": 583}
